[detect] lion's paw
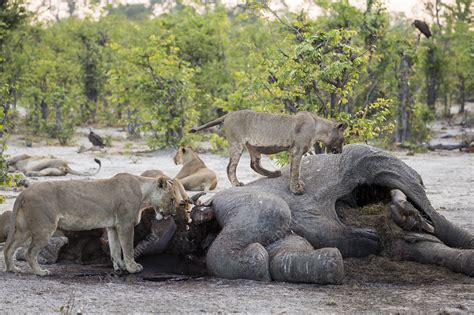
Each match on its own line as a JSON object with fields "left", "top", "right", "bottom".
{"left": 126, "top": 262, "right": 143, "bottom": 274}
{"left": 113, "top": 259, "right": 126, "bottom": 272}
{"left": 35, "top": 268, "right": 51, "bottom": 276}
{"left": 6, "top": 266, "right": 21, "bottom": 273}
{"left": 290, "top": 180, "right": 305, "bottom": 195}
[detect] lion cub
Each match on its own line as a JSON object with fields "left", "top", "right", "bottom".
{"left": 4, "top": 174, "right": 178, "bottom": 276}
{"left": 173, "top": 147, "right": 218, "bottom": 191}
{"left": 190, "top": 110, "right": 346, "bottom": 194}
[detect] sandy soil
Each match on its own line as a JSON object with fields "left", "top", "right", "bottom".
{"left": 0, "top": 127, "right": 472, "bottom": 313}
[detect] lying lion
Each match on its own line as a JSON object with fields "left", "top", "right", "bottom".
{"left": 7, "top": 154, "right": 101, "bottom": 177}
{"left": 173, "top": 147, "right": 218, "bottom": 191}
{"left": 4, "top": 173, "right": 178, "bottom": 276}
{"left": 190, "top": 110, "right": 345, "bottom": 194}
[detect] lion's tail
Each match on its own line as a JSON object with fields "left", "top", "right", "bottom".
{"left": 189, "top": 113, "right": 228, "bottom": 133}
{"left": 67, "top": 158, "right": 102, "bottom": 176}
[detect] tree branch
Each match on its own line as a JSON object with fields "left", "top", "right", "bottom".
{"left": 263, "top": 3, "right": 303, "bottom": 40}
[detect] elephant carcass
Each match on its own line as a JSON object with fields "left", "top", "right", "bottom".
{"left": 11, "top": 145, "right": 472, "bottom": 283}
{"left": 204, "top": 144, "right": 473, "bottom": 282}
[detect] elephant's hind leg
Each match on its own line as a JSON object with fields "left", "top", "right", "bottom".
{"left": 207, "top": 192, "right": 292, "bottom": 281}
{"left": 266, "top": 235, "right": 344, "bottom": 284}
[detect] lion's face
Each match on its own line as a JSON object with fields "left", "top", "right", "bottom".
{"left": 173, "top": 147, "right": 185, "bottom": 165}
{"left": 325, "top": 123, "right": 347, "bottom": 154}
{"left": 150, "top": 178, "right": 178, "bottom": 219}
{"left": 173, "top": 147, "right": 194, "bottom": 165}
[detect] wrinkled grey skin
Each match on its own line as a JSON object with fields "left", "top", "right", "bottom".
{"left": 205, "top": 144, "right": 473, "bottom": 282}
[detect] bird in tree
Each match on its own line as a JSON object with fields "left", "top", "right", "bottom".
{"left": 88, "top": 129, "right": 105, "bottom": 148}
{"left": 413, "top": 20, "right": 432, "bottom": 39}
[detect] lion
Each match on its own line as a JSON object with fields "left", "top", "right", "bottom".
{"left": 173, "top": 147, "right": 218, "bottom": 191}
{"left": 7, "top": 154, "right": 101, "bottom": 177}
{"left": 140, "top": 170, "right": 193, "bottom": 230}
{"left": 190, "top": 110, "right": 346, "bottom": 194}
{"left": 0, "top": 211, "right": 11, "bottom": 243}
{"left": 4, "top": 173, "right": 178, "bottom": 276}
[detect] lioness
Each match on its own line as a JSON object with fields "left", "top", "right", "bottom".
{"left": 4, "top": 173, "right": 178, "bottom": 276}
{"left": 173, "top": 147, "right": 218, "bottom": 191}
{"left": 0, "top": 211, "right": 11, "bottom": 243}
{"left": 190, "top": 110, "right": 346, "bottom": 194}
{"left": 140, "top": 170, "right": 192, "bottom": 230}
{"left": 7, "top": 154, "right": 101, "bottom": 177}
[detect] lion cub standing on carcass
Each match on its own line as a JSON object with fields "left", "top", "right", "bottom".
{"left": 173, "top": 147, "right": 218, "bottom": 191}
{"left": 190, "top": 110, "right": 346, "bottom": 194}
{"left": 4, "top": 174, "right": 178, "bottom": 276}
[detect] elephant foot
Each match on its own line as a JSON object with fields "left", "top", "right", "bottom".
{"left": 271, "top": 247, "right": 344, "bottom": 284}
{"left": 267, "top": 235, "right": 344, "bottom": 284}
{"left": 207, "top": 241, "right": 271, "bottom": 281}
{"left": 238, "top": 243, "right": 272, "bottom": 281}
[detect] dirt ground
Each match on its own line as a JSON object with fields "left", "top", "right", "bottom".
{"left": 0, "top": 123, "right": 472, "bottom": 313}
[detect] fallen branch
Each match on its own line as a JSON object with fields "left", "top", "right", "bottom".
{"left": 428, "top": 142, "right": 469, "bottom": 151}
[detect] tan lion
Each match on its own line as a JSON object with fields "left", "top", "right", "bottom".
{"left": 140, "top": 170, "right": 193, "bottom": 229}
{"left": 190, "top": 109, "right": 346, "bottom": 194}
{"left": 173, "top": 147, "right": 218, "bottom": 191}
{"left": 7, "top": 154, "right": 101, "bottom": 177}
{"left": 4, "top": 173, "right": 178, "bottom": 276}
{"left": 0, "top": 211, "right": 11, "bottom": 243}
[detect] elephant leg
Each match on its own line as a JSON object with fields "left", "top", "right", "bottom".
{"left": 266, "top": 235, "right": 344, "bottom": 284}
{"left": 246, "top": 143, "right": 281, "bottom": 178}
{"left": 207, "top": 192, "right": 292, "bottom": 281}
{"left": 292, "top": 214, "right": 380, "bottom": 258}
{"left": 393, "top": 239, "right": 474, "bottom": 276}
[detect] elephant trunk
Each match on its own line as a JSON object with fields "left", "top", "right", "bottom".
{"left": 377, "top": 175, "right": 474, "bottom": 249}
{"left": 404, "top": 189, "right": 474, "bottom": 249}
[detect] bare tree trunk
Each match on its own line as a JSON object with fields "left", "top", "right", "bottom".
{"left": 458, "top": 75, "right": 465, "bottom": 114}
{"left": 396, "top": 55, "right": 411, "bottom": 143}
{"left": 444, "top": 93, "right": 449, "bottom": 117}
{"left": 127, "top": 107, "right": 140, "bottom": 139}
{"left": 330, "top": 93, "right": 337, "bottom": 117}
{"left": 40, "top": 100, "right": 48, "bottom": 121}
{"left": 426, "top": 47, "right": 437, "bottom": 110}
{"left": 54, "top": 102, "right": 62, "bottom": 126}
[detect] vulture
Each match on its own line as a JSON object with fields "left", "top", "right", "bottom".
{"left": 88, "top": 129, "right": 105, "bottom": 148}
{"left": 413, "top": 20, "right": 432, "bottom": 38}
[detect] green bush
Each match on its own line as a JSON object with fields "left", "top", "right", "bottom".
{"left": 44, "top": 123, "right": 75, "bottom": 145}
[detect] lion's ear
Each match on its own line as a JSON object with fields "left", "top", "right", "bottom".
{"left": 181, "top": 147, "right": 186, "bottom": 153}
{"left": 337, "top": 122, "right": 348, "bottom": 131}
{"left": 157, "top": 177, "right": 168, "bottom": 189}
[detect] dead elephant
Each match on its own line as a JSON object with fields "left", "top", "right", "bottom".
{"left": 199, "top": 144, "right": 473, "bottom": 283}
{"left": 9, "top": 145, "right": 473, "bottom": 283}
